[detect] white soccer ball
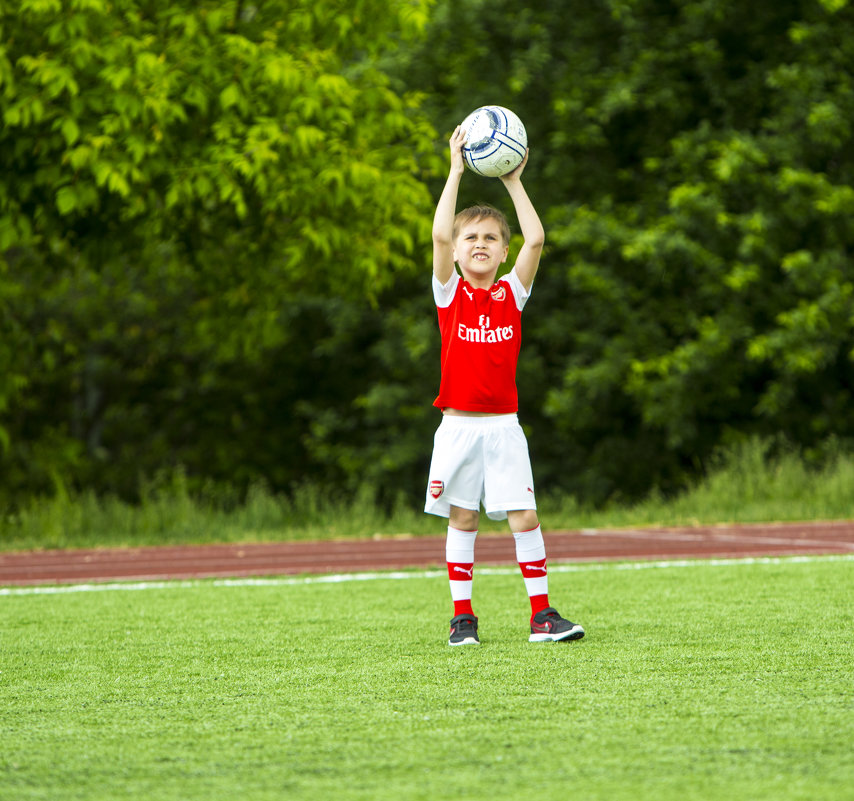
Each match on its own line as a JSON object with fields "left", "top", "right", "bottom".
{"left": 460, "top": 105, "right": 528, "bottom": 178}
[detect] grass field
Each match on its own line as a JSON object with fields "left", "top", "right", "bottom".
{"left": 2, "top": 556, "right": 852, "bottom": 800}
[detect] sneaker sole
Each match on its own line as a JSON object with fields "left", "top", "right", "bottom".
{"left": 448, "top": 637, "right": 480, "bottom": 646}
{"left": 529, "top": 626, "right": 585, "bottom": 643}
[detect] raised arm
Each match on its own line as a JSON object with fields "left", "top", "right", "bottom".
{"left": 499, "top": 151, "right": 545, "bottom": 292}
{"left": 432, "top": 126, "right": 467, "bottom": 285}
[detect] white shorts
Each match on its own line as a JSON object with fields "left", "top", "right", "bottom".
{"left": 424, "top": 414, "right": 537, "bottom": 521}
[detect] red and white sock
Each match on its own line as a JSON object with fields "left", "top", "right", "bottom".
{"left": 513, "top": 525, "right": 550, "bottom": 617}
{"left": 446, "top": 526, "right": 477, "bottom": 617}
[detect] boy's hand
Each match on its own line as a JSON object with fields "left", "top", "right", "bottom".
{"left": 449, "top": 125, "right": 467, "bottom": 175}
{"left": 499, "top": 149, "right": 529, "bottom": 184}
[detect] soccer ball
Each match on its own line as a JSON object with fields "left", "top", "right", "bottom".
{"left": 460, "top": 105, "right": 528, "bottom": 178}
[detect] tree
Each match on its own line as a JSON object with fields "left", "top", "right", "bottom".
{"left": 0, "top": 0, "right": 438, "bottom": 502}
{"left": 391, "top": 0, "right": 854, "bottom": 503}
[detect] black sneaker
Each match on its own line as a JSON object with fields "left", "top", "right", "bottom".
{"left": 448, "top": 613, "right": 480, "bottom": 646}
{"left": 529, "top": 607, "right": 585, "bottom": 642}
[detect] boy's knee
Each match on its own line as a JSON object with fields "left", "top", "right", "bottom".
{"left": 508, "top": 509, "right": 539, "bottom": 533}
{"left": 449, "top": 506, "right": 480, "bottom": 531}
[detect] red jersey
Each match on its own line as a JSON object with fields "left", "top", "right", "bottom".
{"left": 432, "top": 268, "right": 531, "bottom": 413}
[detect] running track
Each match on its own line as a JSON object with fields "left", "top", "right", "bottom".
{"left": 1, "top": 521, "right": 853, "bottom": 586}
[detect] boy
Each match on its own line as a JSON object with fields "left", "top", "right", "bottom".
{"left": 425, "top": 125, "right": 585, "bottom": 646}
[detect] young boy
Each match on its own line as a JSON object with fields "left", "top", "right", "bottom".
{"left": 425, "top": 125, "right": 585, "bottom": 646}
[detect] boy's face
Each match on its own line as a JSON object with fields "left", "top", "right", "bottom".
{"left": 453, "top": 217, "right": 509, "bottom": 285}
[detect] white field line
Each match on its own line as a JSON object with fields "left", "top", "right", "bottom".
{"left": 1, "top": 553, "right": 852, "bottom": 597}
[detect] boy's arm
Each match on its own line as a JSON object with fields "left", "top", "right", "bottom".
{"left": 500, "top": 151, "right": 545, "bottom": 292}
{"left": 432, "top": 126, "right": 467, "bottom": 285}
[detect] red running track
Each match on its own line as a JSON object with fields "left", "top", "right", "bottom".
{"left": 1, "top": 521, "right": 852, "bottom": 587}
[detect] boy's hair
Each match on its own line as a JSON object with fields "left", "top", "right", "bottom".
{"left": 453, "top": 205, "right": 511, "bottom": 246}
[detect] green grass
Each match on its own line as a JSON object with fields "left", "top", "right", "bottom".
{"left": 2, "top": 439, "right": 854, "bottom": 551}
{"left": 2, "top": 557, "right": 852, "bottom": 800}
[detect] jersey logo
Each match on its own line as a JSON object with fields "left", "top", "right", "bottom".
{"left": 491, "top": 285, "right": 506, "bottom": 302}
{"left": 457, "top": 321, "right": 514, "bottom": 343}
{"left": 429, "top": 480, "right": 444, "bottom": 499}
{"left": 462, "top": 286, "right": 474, "bottom": 300}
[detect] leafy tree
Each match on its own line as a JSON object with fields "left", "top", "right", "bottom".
{"left": 294, "top": 282, "right": 440, "bottom": 507}
{"left": 391, "top": 0, "right": 854, "bottom": 503}
{"left": 0, "top": 0, "right": 437, "bottom": 502}
{"left": 7, "top": 0, "right": 854, "bottom": 516}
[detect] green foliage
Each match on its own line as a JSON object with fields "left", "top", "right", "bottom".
{"left": 391, "top": 0, "right": 854, "bottom": 502}
{"left": 0, "top": 0, "right": 438, "bottom": 502}
{"left": 5, "top": 0, "right": 854, "bottom": 515}
{"left": 3, "top": 438, "right": 853, "bottom": 551}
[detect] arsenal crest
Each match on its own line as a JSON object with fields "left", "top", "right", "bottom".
{"left": 490, "top": 285, "right": 506, "bottom": 302}
{"left": 429, "top": 480, "right": 444, "bottom": 499}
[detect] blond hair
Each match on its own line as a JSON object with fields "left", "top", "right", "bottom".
{"left": 453, "top": 205, "right": 511, "bottom": 245}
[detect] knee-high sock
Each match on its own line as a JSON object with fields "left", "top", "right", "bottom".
{"left": 446, "top": 526, "right": 477, "bottom": 617}
{"left": 513, "top": 526, "right": 550, "bottom": 616}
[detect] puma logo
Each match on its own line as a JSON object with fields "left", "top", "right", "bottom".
{"left": 452, "top": 566, "right": 474, "bottom": 578}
